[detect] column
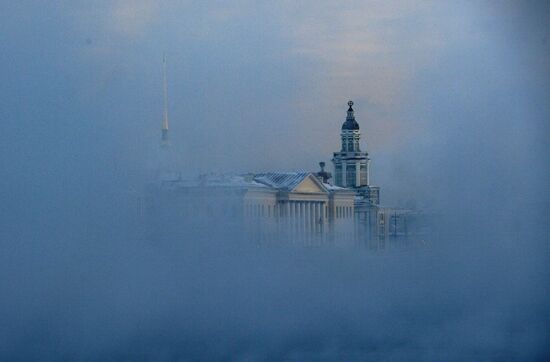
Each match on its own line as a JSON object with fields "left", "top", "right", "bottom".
{"left": 366, "top": 159, "right": 370, "bottom": 186}
{"left": 285, "top": 200, "right": 290, "bottom": 232}
{"left": 356, "top": 161, "right": 361, "bottom": 187}
{"left": 319, "top": 202, "right": 325, "bottom": 242}
{"left": 309, "top": 202, "right": 314, "bottom": 244}
{"left": 309, "top": 202, "right": 314, "bottom": 235}
{"left": 288, "top": 201, "right": 292, "bottom": 218}
{"left": 302, "top": 202, "right": 308, "bottom": 243}
{"left": 287, "top": 201, "right": 292, "bottom": 238}
{"left": 311, "top": 202, "right": 315, "bottom": 234}
{"left": 299, "top": 201, "right": 305, "bottom": 239}
{"left": 314, "top": 202, "right": 320, "bottom": 234}
{"left": 294, "top": 202, "right": 298, "bottom": 237}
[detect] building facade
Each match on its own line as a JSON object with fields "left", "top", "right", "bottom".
{"left": 149, "top": 172, "right": 357, "bottom": 246}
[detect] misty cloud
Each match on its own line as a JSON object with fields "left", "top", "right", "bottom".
{"left": 0, "top": 1, "right": 548, "bottom": 360}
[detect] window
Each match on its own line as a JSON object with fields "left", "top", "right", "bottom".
{"left": 360, "top": 164, "right": 367, "bottom": 185}
{"left": 346, "top": 165, "right": 356, "bottom": 187}
{"left": 335, "top": 165, "right": 343, "bottom": 186}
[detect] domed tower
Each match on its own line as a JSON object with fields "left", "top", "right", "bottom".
{"left": 332, "top": 101, "right": 370, "bottom": 188}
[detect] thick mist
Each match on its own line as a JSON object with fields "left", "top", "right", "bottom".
{"left": 1, "top": 1, "right": 548, "bottom": 360}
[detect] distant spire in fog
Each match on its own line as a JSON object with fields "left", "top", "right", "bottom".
{"left": 161, "top": 53, "right": 170, "bottom": 147}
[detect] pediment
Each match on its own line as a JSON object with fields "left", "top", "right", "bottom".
{"left": 292, "top": 175, "right": 328, "bottom": 194}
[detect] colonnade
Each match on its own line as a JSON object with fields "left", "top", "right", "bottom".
{"left": 280, "top": 200, "right": 326, "bottom": 241}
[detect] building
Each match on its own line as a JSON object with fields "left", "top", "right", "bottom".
{"left": 146, "top": 101, "right": 424, "bottom": 248}
{"left": 148, "top": 171, "right": 357, "bottom": 246}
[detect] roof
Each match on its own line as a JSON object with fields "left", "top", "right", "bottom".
{"left": 162, "top": 171, "right": 352, "bottom": 194}
{"left": 323, "top": 183, "right": 345, "bottom": 191}
{"left": 342, "top": 119, "right": 360, "bottom": 130}
{"left": 202, "top": 174, "right": 267, "bottom": 188}
{"left": 162, "top": 173, "right": 267, "bottom": 189}
{"left": 253, "top": 172, "right": 311, "bottom": 191}
{"left": 342, "top": 102, "right": 360, "bottom": 130}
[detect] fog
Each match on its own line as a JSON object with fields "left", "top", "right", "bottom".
{"left": 0, "top": 1, "right": 548, "bottom": 360}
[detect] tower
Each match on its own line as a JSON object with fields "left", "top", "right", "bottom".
{"left": 332, "top": 101, "right": 370, "bottom": 188}
{"left": 161, "top": 54, "right": 170, "bottom": 147}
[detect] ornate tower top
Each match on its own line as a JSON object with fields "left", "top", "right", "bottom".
{"left": 342, "top": 100, "right": 359, "bottom": 130}
{"left": 332, "top": 100, "right": 370, "bottom": 188}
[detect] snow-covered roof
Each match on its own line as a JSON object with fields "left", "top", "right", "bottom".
{"left": 201, "top": 174, "right": 267, "bottom": 188}
{"left": 161, "top": 173, "right": 266, "bottom": 189}
{"left": 253, "top": 172, "right": 311, "bottom": 191}
{"left": 323, "top": 183, "right": 345, "bottom": 191}
{"left": 161, "top": 171, "right": 353, "bottom": 194}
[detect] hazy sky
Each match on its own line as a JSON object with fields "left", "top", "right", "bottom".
{"left": 1, "top": 1, "right": 548, "bottom": 209}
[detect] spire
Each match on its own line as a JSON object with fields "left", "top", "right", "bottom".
{"left": 161, "top": 53, "right": 170, "bottom": 146}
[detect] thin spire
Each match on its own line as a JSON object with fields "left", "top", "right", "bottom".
{"left": 161, "top": 53, "right": 169, "bottom": 146}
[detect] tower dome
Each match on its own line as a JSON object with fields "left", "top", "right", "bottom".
{"left": 341, "top": 101, "right": 360, "bottom": 130}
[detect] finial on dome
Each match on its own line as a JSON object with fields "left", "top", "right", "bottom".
{"left": 342, "top": 100, "right": 359, "bottom": 130}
